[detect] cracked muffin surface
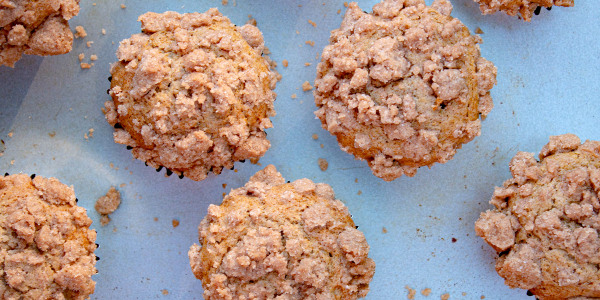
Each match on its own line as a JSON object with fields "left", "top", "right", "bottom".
{"left": 104, "top": 9, "right": 278, "bottom": 181}
{"left": 0, "top": 174, "right": 97, "bottom": 300}
{"left": 313, "top": 0, "right": 496, "bottom": 181}
{"left": 0, "top": 0, "right": 80, "bottom": 67}
{"left": 189, "top": 165, "right": 375, "bottom": 299}
{"left": 476, "top": 134, "right": 600, "bottom": 300}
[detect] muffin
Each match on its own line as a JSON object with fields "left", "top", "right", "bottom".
{"left": 473, "top": 0, "right": 574, "bottom": 22}
{"left": 104, "top": 9, "right": 278, "bottom": 181}
{"left": 0, "top": 0, "right": 80, "bottom": 67}
{"left": 313, "top": 0, "right": 497, "bottom": 181}
{"left": 0, "top": 174, "right": 97, "bottom": 299}
{"left": 475, "top": 134, "right": 600, "bottom": 299}
{"left": 188, "top": 165, "right": 375, "bottom": 299}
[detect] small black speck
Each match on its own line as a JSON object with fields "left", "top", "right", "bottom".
{"left": 440, "top": 103, "right": 447, "bottom": 109}
{"left": 355, "top": 226, "right": 359, "bottom": 229}
{"left": 126, "top": 146, "right": 133, "bottom": 150}
{"left": 527, "top": 290, "right": 534, "bottom": 296}
{"left": 451, "top": 238, "right": 457, "bottom": 243}
{"left": 4, "top": 172, "right": 9, "bottom": 176}
{"left": 144, "top": 162, "right": 148, "bottom": 166}
{"left": 75, "top": 198, "right": 79, "bottom": 203}
{"left": 230, "top": 166, "right": 234, "bottom": 170}
{"left": 30, "top": 174, "right": 36, "bottom": 179}
{"left": 546, "top": 6, "right": 552, "bottom": 10}
{"left": 108, "top": 76, "right": 112, "bottom": 82}
{"left": 156, "top": 166, "right": 163, "bottom": 172}
{"left": 166, "top": 169, "right": 173, "bottom": 176}
{"left": 286, "top": 181, "right": 290, "bottom": 183}
{"left": 96, "top": 256, "right": 100, "bottom": 261}
{"left": 240, "top": 159, "right": 246, "bottom": 163}
{"left": 95, "top": 243, "right": 99, "bottom": 248}
{"left": 106, "top": 89, "right": 110, "bottom": 94}
{"left": 329, "top": 253, "right": 332, "bottom": 257}
{"left": 113, "top": 123, "right": 123, "bottom": 129}
{"left": 534, "top": 6, "right": 541, "bottom": 15}
{"left": 499, "top": 250, "right": 510, "bottom": 257}
{"left": 178, "top": 173, "right": 184, "bottom": 179}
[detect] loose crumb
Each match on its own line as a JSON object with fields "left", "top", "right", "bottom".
{"left": 90, "top": 55, "right": 98, "bottom": 61}
{"left": 320, "top": 144, "right": 324, "bottom": 148}
{"left": 337, "top": 9, "right": 341, "bottom": 14}
{"left": 78, "top": 53, "right": 85, "bottom": 61}
{"left": 357, "top": 190, "right": 362, "bottom": 195}
{"left": 344, "top": 2, "right": 349, "bottom": 7}
{"left": 102, "top": 28, "right": 106, "bottom": 35}
{"left": 49, "top": 131, "right": 56, "bottom": 137}
{"left": 480, "top": 296, "right": 485, "bottom": 299}
{"left": 304, "top": 62, "right": 312, "bottom": 66}
{"left": 462, "top": 292, "right": 467, "bottom": 296}
{"left": 7, "top": 132, "right": 13, "bottom": 138}
{"left": 246, "top": 15, "right": 257, "bottom": 26}
{"left": 222, "top": 183, "right": 227, "bottom": 189}
{"left": 10, "top": 160, "right": 14, "bottom": 165}
{"left": 88, "top": 128, "right": 94, "bottom": 138}
{"left": 308, "top": 20, "right": 317, "bottom": 27}
{"left": 119, "top": 183, "right": 126, "bottom": 188}
{"left": 172, "top": 219, "right": 180, "bottom": 228}
{"left": 305, "top": 40, "right": 315, "bottom": 46}
{"left": 75, "top": 26, "right": 87, "bottom": 38}
{"left": 282, "top": 59, "right": 289, "bottom": 67}
{"left": 318, "top": 158, "right": 328, "bottom": 171}
{"left": 120, "top": 4, "right": 126, "bottom": 9}
{"left": 302, "top": 81, "right": 313, "bottom": 91}
{"left": 80, "top": 63, "right": 91, "bottom": 69}
{"left": 405, "top": 286, "right": 416, "bottom": 300}
{"left": 295, "top": 30, "right": 300, "bottom": 34}
{"left": 86, "top": 41, "right": 93, "bottom": 47}
{"left": 382, "top": 227, "right": 388, "bottom": 234}
{"left": 421, "top": 288, "right": 431, "bottom": 296}
{"left": 161, "top": 289, "right": 169, "bottom": 295}
{"left": 154, "top": 217, "right": 158, "bottom": 222}
{"left": 95, "top": 186, "right": 121, "bottom": 226}
{"left": 441, "top": 293, "right": 450, "bottom": 300}
{"left": 291, "top": 93, "right": 297, "bottom": 99}
{"left": 222, "top": 0, "right": 228, "bottom": 5}
{"left": 312, "top": 134, "right": 318, "bottom": 140}
{"left": 475, "top": 27, "right": 484, "bottom": 34}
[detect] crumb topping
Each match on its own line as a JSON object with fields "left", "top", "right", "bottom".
{"left": 473, "top": 0, "right": 574, "bottom": 22}
{"left": 0, "top": 174, "right": 97, "bottom": 299}
{"left": 0, "top": 0, "right": 80, "bottom": 67}
{"left": 313, "top": 0, "right": 496, "bottom": 181}
{"left": 475, "top": 134, "right": 600, "bottom": 299}
{"left": 105, "top": 10, "right": 278, "bottom": 181}
{"left": 189, "top": 165, "right": 375, "bottom": 299}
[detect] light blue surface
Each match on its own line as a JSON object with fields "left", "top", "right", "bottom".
{"left": 1, "top": 0, "right": 598, "bottom": 299}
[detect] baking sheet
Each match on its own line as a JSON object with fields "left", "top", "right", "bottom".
{"left": 1, "top": 0, "right": 599, "bottom": 299}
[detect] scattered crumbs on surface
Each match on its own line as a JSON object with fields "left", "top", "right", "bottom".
{"left": 222, "top": 0, "right": 228, "bottom": 5}
{"left": 305, "top": 40, "right": 315, "bottom": 46}
{"left": 480, "top": 296, "right": 485, "bottom": 299}
{"left": 10, "top": 160, "right": 14, "bottom": 165}
{"left": 109, "top": 163, "right": 115, "bottom": 169}
{"left": 172, "top": 219, "right": 180, "bottom": 228}
{"left": 318, "top": 158, "right": 328, "bottom": 171}
{"left": 354, "top": 178, "right": 358, "bottom": 183}
{"left": 112, "top": 227, "right": 117, "bottom": 232}
{"left": 441, "top": 293, "right": 450, "bottom": 300}
{"left": 222, "top": 183, "right": 227, "bottom": 189}
{"left": 93, "top": 2, "right": 96, "bottom": 5}
{"left": 78, "top": 53, "right": 85, "bottom": 61}
{"left": 153, "top": 217, "right": 159, "bottom": 222}
{"left": 234, "top": 169, "right": 239, "bottom": 172}
{"left": 102, "top": 28, "right": 106, "bottom": 35}
{"left": 308, "top": 19, "right": 316, "bottom": 27}
{"left": 90, "top": 55, "right": 98, "bottom": 61}
{"left": 462, "top": 292, "right": 467, "bottom": 296}
{"left": 302, "top": 81, "right": 313, "bottom": 91}
{"left": 421, "top": 288, "right": 431, "bottom": 296}
{"left": 80, "top": 63, "right": 92, "bottom": 69}
{"left": 291, "top": 93, "right": 297, "bottom": 99}
{"left": 295, "top": 30, "right": 300, "bottom": 34}
{"left": 405, "top": 286, "right": 416, "bottom": 300}
{"left": 344, "top": 2, "right": 349, "bottom": 7}
{"left": 119, "top": 183, "right": 126, "bottom": 188}
{"left": 222, "top": 192, "right": 226, "bottom": 197}
{"left": 161, "top": 289, "right": 169, "bottom": 295}
{"left": 452, "top": 237, "right": 457, "bottom": 243}
{"left": 88, "top": 128, "right": 94, "bottom": 138}
{"left": 382, "top": 227, "right": 387, "bottom": 234}
{"left": 120, "top": 4, "right": 126, "bottom": 9}
{"left": 95, "top": 187, "right": 122, "bottom": 226}
{"left": 75, "top": 25, "right": 87, "bottom": 38}
{"left": 282, "top": 59, "right": 288, "bottom": 67}
{"left": 312, "top": 134, "right": 318, "bottom": 140}
{"left": 475, "top": 27, "right": 484, "bottom": 34}
{"left": 320, "top": 144, "right": 324, "bottom": 148}
{"left": 357, "top": 190, "right": 362, "bottom": 195}
{"left": 304, "top": 62, "right": 312, "bottom": 66}
{"left": 86, "top": 41, "right": 93, "bottom": 47}
{"left": 337, "top": 8, "right": 341, "bottom": 14}
{"left": 7, "top": 132, "right": 13, "bottom": 138}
